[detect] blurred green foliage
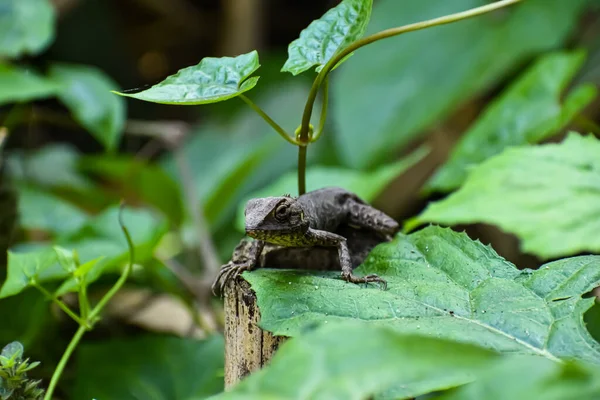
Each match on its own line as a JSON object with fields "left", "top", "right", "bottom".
{"left": 0, "top": 0, "right": 599, "bottom": 399}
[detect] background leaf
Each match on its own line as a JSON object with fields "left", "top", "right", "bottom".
{"left": 434, "top": 355, "right": 600, "bottom": 400}
{"left": 213, "top": 321, "right": 498, "bottom": 400}
{"left": 79, "top": 155, "right": 185, "bottom": 226}
{"left": 49, "top": 63, "right": 126, "bottom": 151}
{"left": 0, "top": 64, "right": 59, "bottom": 105}
{"left": 17, "top": 185, "right": 88, "bottom": 236}
{"left": 72, "top": 335, "right": 224, "bottom": 400}
{"left": 332, "top": 0, "right": 593, "bottom": 168}
{"left": 234, "top": 147, "right": 427, "bottom": 232}
{"left": 0, "top": 0, "right": 55, "bottom": 58}
{"left": 0, "top": 247, "right": 65, "bottom": 298}
{"left": 115, "top": 51, "right": 260, "bottom": 105}
{"left": 426, "top": 50, "right": 597, "bottom": 193}
{"left": 281, "top": 0, "right": 373, "bottom": 75}
{"left": 412, "top": 133, "right": 600, "bottom": 259}
{"left": 243, "top": 226, "right": 600, "bottom": 364}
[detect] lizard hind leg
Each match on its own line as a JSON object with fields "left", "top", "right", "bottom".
{"left": 345, "top": 201, "right": 399, "bottom": 240}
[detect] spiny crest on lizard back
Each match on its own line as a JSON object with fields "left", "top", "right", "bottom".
{"left": 244, "top": 196, "right": 307, "bottom": 235}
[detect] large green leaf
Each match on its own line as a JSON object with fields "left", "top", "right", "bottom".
{"left": 0, "top": 0, "right": 55, "bottom": 58}
{"left": 17, "top": 185, "right": 88, "bottom": 236}
{"left": 0, "top": 247, "right": 67, "bottom": 298}
{"left": 212, "top": 321, "right": 498, "bottom": 400}
{"left": 411, "top": 133, "right": 600, "bottom": 259}
{"left": 79, "top": 155, "right": 185, "bottom": 226}
{"left": 281, "top": 0, "right": 373, "bottom": 75}
{"left": 115, "top": 51, "right": 260, "bottom": 105}
{"left": 332, "top": 0, "right": 592, "bottom": 168}
{"left": 234, "top": 147, "right": 428, "bottom": 232}
{"left": 426, "top": 50, "right": 597, "bottom": 193}
{"left": 243, "top": 226, "right": 600, "bottom": 364}
{"left": 0, "top": 64, "right": 59, "bottom": 105}
{"left": 72, "top": 335, "right": 224, "bottom": 400}
{"left": 49, "top": 63, "right": 126, "bottom": 151}
{"left": 434, "top": 356, "right": 600, "bottom": 400}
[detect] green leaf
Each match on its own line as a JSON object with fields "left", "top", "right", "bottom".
{"left": 73, "top": 257, "right": 104, "bottom": 279}
{"left": 72, "top": 335, "right": 224, "bottom": 400}
{"left": 332, "top": 0, "right": 593, "bottom": 169}
{"left": 426, "top": 50, "right": 597, "bottom": 193}
{"left": 234, "top": 147, "right": 428, "bottom": 232}
{"left": 411, "top": 133, "right": 600, "bottom": 259}
{"left": 281, "top": 0, "right": 373, "bottom": 75}
{"left": 0, "top": 64, "right": 59, "bottom": 105}
{"left": 434, "top": 356, "right": 600, "bottom": 400}
{"left": 0, "top": 0, "right": 55, "bottom": 58}
{"left": 213, "top": 321, "right": 498, "bottom": 400}
{"left": 49, "top": 63, "right": 126, "bottom": 151}
{"left": 7, "top": 144, "right": 92, "bottom": 190}
{"left": 78, "top": 155, "right": 185, "bottom": 226}
{"left": 17, "top": 185, "right": 88, "bottom": 236}
{"left": 244, "top": 226, "right": 600, "bottom": 365}
{"left": 53, "top": 246, "right": 77, "bottom": 273}
{"left": 0, "top": 248, "right": 66, "bottom": 298}
{"left": 114, "top": 51, "right": 260, "bottom": 105}
{"left": 0, "top": 342, "right": 23, "bottom": 363}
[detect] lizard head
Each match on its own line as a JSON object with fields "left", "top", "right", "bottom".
{"left": 244, "top": 195, "right": 308, "bottom": 241}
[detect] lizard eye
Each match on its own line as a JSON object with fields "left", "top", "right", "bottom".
{"left": 274, "top": 204, "right": 289, "bottom": 221}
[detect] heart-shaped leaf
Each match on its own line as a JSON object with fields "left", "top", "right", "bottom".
{"left": 411, "top": 133, "right": 600, "bottom": 259}
{"left": 244, "top": 226, "right": 600, "bottom": 364}
{"left": 426, "top": 50, "right": 597, "bottom": 193}
{"left": 0, "top": 247, "right": 67, "bottom": 298}
{"left": 114, "top": 51, "right": 260, "bottom": 105}
{"left": 282, "top": 0, "right": 372, "bottom": 75}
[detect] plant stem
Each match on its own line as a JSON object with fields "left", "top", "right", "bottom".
{"left": 43, "top": 204, "right": 136, "bottom": 400}
{"left": 88, "top": 204, "right": 135, "bottom": 321}
{"left": 311, "top": 76, "right": 329, "bottom": 143}
{"left": 296, "top": 0, "right": 523, "bottom": 192}
{"left": 33, "top": 283, "right": 86, "bottom": 326}
{"left": 239, "top": 94, "right": 299, "bottom": 145}
{"left": 297, "top": 146, "right": 307, "bottom": 195}
{"left": 43, "top": 324, "right": 86, "bottom": 400}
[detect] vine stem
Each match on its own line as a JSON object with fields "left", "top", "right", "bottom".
{"left": 296, "top": 0, "right": 523, "bottom": 194}
{"left": 239, "top": 94, "right": 299, "bottom": 145}
{"left": 43, "top": 325, "right": 86, "bottom": 400}
{"left": 43, "top": 203, "right": 135, "bottom": 400}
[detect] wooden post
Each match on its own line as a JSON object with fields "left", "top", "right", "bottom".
{"left": 223, "top": 279, "right": 286, "bottom": 389}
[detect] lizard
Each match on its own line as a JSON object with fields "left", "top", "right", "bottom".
{"left": 212, "top": 186, "right": 399, "bottom": 295}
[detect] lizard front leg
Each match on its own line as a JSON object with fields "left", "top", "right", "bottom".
{"left": 212, "top": 238, "right": 265, "bottom": 296}
{"left": 311, "top": 229, "right": 387, "bottom": 289}
{"left": 345, "top": 200, "right": 399, "bottom": 240}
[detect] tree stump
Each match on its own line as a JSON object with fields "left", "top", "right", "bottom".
{"left": 223, "top": 279, "right": 286, "bottom": 389}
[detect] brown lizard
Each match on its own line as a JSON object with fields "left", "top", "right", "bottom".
{"left": 212, "top": 187, "right": 399, "bottom": 295}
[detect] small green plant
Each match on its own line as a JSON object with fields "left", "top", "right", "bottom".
{"left": 114, "top": 0, "right": 523, "bottom": 195}
{"left": 0, "top": 342, "right": 44, "bottom": 400}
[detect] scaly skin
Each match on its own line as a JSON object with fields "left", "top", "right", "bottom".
{"left": 212, "top": 187, "right": 399, "bottom": 295}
